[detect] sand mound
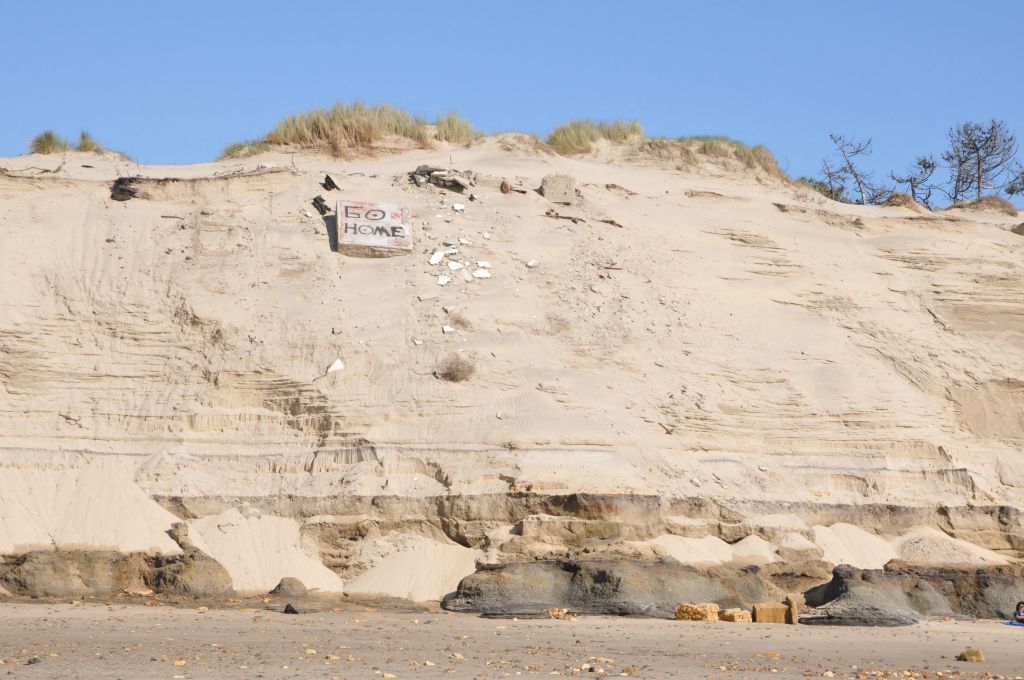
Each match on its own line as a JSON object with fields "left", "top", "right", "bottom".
{"left": 894, "top": 527, "right": 1009, "bottom": 566}
{"left": 729, "top": 535, "right": 777, "bottom": 564}
{"left": 344, "top": 534, "right": 480, "bottom": 601}
{"left": 0, "top": 455, "right": 180, "bottom": 555}
{"left": 650, "top": 535, "right": 734, "bottom": 566}
{"left": 813, "top": 524, "right": 898, "bottom": 569}
{"left": 188, "top": 509, "right": 343, "bottom": 594}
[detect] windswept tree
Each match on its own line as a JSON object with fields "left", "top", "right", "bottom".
{"left": 1005, "top": 165, "right": 1024, "bottom": 198}
{"left": 889, "top": 155, "right": 937, "bottom": 207}
{"left": 821, "top": 133, "right": 890, "bottom": 205}
{"left": 941, "top": 120, "right": 1018, "bottom": 201}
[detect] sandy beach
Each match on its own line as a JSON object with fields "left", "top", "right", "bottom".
{"left": 0, "top": 601, "right": 1020, "bottom": 679}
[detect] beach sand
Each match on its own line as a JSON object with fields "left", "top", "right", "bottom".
{"left": 0, "top": 600, "right": 1020, "bottom": 679}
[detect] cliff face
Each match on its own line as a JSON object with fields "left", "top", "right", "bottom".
{"left": 1, "top": 140, "right": 1022, "bottom": 598}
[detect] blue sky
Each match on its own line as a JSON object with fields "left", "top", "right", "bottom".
{"left": 2, "top": 0, "right": 1022, "bottom": 191}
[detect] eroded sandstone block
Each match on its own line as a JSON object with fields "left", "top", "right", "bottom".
{"left": 718, "top": 607, "right": 752, "bottom": 623}
{"left": 675, "top": 602, "right": 719, "bottom": 621}
{"left": 752, "top": 602, "right": 788, "bottom": 624}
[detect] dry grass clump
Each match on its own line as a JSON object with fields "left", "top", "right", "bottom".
{"left": 636, "top": 135, "right": 784, "bottom": 178}
{"left": 266, "top": 101, "right": 429, "bottom": 155}
{"left": 222, "top": 101, "right": 432, "bottom": 159}
{"left": 447, "top": 312, "right": 473, "bottom": 331}
{"left": 220, "top": 139, "right": 273, "bottom": 159}
{"left": 436, "top": 353, "right": 476, "bottom": 382}
{"left": 547, "top": 119, "right": 645, "bottom": 155}
{"left": 435, "top": 112, "right": 481, "bottom": 144}
{"left": 76, "top": 131, "right": 104, "bottom": 153}
{"left": 883, "top": 191, "right": 926, "bottom": 211}
{"left": 29, "top": 130, "right": 69, "bottom": 154}
{"left": 678, "top": 136, "right": 783, "bottom": 177}
{"left": 30, "top": 130, "right": 130, "bottom": 159}
{"left": 947, "top": 195, "right": 1018, "bottom": 216}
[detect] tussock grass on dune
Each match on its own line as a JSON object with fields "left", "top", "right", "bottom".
{"left": 639, "top": 136, "right": 784, "bottom": 178}
{"left": 223, "top": 101, "right": 437, "bottom": 158}
{"left": 266, "top": 102, "right": 429, "bottom": 156}
{"left": 547, "top": 119, "right": 645, "bottom": 155}
{"left": 30, "top": 130, "right": 130, "bottom": 159}
{"left": 545, "top": 122, "right": 782, "bottom": 177}
{"left": 883, "top": 191, "right": 924, "bottom": 210}
{"left": 435, "top": 112, "right": 481, "bottom": 144}
{"left": 947, "top": 195, "right": 1018, "bottom": 216}
{"left": 30, "top": 130, "right": 69, "bottom": 154}
{"left": 76, "top": 131, "right": 104, "bottom": 153}
{"left": 220, "top": 139, "right": 273, "bottom": 159}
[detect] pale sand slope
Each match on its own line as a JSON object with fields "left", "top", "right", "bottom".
{"left": 1, "top": 137, "right": 1022, "bottom": 596}
{"left": 0, "top": 602, "right": 1022, "bottom": 680}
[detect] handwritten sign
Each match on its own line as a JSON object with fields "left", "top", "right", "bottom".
{"left": 336, "top": 199, "right": 412, "bottom": 256}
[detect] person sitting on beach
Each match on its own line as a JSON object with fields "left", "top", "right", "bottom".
{"left": 1014, "top": 601, "right": 1024, "bottom": 623}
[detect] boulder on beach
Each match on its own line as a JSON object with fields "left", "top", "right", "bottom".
{"left": 270, "top": 577, "right": 307, "bottom": 597}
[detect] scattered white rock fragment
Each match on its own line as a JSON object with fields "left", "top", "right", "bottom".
{"left": 460, "top": 269, "right": 473, "bottom": 282}
{"left": 452, "top": 203, "right": 465, "bottom": 213}
{"left": 448, "top": 261, "right": 465, "bottom": 271}
{"left": 472, "top": 269, "right": 492, "bottom": 278}
{"left": 526, "top": 259, "right": 539, "bottom": 268}
{"left": 442, "top": 325, "right": 456, "bottom": 334}
{"left": 476, "top": 261, "right": 491, "bottom": 268}
{"left": 483, "top": 232, "right": 491, "bottom": 239}
{"left": 412, "top": 339, "right": 423, "bottom": 345}
{"left": 459, "top": 238, "right": 472, "bottom": 245}
{"left": 428, "top": 250, "right": 445, "bottom": 265}
{"left": 417, "top": 292, "right": 438, "bottom": 302}
{"left": 327, "top": 358, "right": 345, "bottom": 373}
{"left": 445, "top": 247, "right": 460, "bottom": 256}
{"left": 437, "top": 275, "right": 451, "bottom": 286}
{"left": 303, "top": 210, "right": 313, "bottom": 219}
{"left": 443, "top": 305, "right": 457, "bottom": 314}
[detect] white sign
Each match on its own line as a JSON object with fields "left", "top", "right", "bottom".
{"left": 337, "top": 199, "right": 412, "bottom": 256}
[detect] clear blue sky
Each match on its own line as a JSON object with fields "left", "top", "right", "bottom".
{"left": 2, "top": 0, "right": 1022, "bottom": 188}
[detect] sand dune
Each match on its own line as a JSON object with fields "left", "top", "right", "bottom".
{"left": 1, "top": 138, "right": 1022, "bottom": 598}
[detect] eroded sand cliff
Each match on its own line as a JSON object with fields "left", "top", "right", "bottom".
{"left": 1, "top": 137, "right": 1022, "bottom": 602}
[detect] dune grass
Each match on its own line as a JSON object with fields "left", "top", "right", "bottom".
{"left": 547, "top": 119, "right": 645, "bottom": 155}
{"left": 676, "top": 136, "right": 783, "bottom": 176}
{"left": 947, "top": 195, "right": 1018, "bottom": 216}
{"left": 76, "top": 131, "right": 104, "bottom": 153}
{"left": 637, "top": 135, "right": 785, "bottom": 178}
{"left": 29, "top": 130, "right": 131, "bottom": 159}
{"left": 222, "top": 101, "right": 436, "bottom": 159}
{"left": 269, "top": 101, "right": 429, "bottom": 156}
{"left": 29, "top": 130, "right": 69, "bottom": 154}
{"left": 435, "top": 112, "right": 481, "bottom": 144}
{"left": 220, "top": 139, "right": 273, "bottom": 159}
